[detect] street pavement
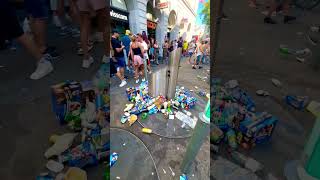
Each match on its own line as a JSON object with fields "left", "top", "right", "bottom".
{"left": 0, "top": 24, "right": 108, "bottom": 179}
{"left": 213, "top": 0, "right": 320, "bottom": 179}
{"left": 110, "top": 57, "right": 210, "bottom": 180}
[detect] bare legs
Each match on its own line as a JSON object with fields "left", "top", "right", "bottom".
{"left": 29, "top": 18, "right": 47, "bottom": 53}
{"left": 16, "top": 33, "right": 42, "bottom": 61}
{"left": 79, "top": 12, "right": 90, "bottom": 59}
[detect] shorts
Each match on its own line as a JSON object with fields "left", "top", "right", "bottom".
{"left": 77, "top": 0, "right": 107, "bottom": 12}
{"left": 133, "top": 55, "right": 143, "bottom": 66}
{"left": 50, "top": 0, "right": 70, "bottom": 11}
{"left": 25, "top": 0, "right": 49, "bottom": 19}
{"left": 115, "top": 56, "right": 126, "bottom": 70}
{"left": 0, "top": 4, "right": 24, "bottom": 41}
{"left": 149, "top": 48, "right": 154, "bottom": 55}
{"left": 188, "top": 51, "right": 193, "bottom": 56}
{"left": 196, "top": 55, "right": 203, "bottom": 64}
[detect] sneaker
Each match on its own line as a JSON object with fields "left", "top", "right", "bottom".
{"left": 148, "top": 70, "right": 152, "bottom": 74}
{"left": 283, "top": 16, "right": 296, "bottom": 24}
{"left": 306, "top": 34, "right": 318, "bottom": 46}
{"left": 102, "top": 55, "right": 109, "bottom": 63}
{"left": 78, "top": 44, "right": 94, "bottom": 55}
{"left": 142, "top": 78, "right": 146, "bottom": 82}
{"left": 30, "top": 57, "right": 54, "bottom": 80}
{"left": 199, "top": 66, "right": 203, "bottom": 69}
{"left": 82, "top": 56, "right": 94, "bottom": 68}
{"left": 264, "top": 17, "right": 277, "bottom": 24}
{"left": 119, "top": 80, "right": 127, "bottom": 87}
{"left": 192, "top": 66, "right": 196, "bottom": 69}
{"left": 53, "top": 16, "right": 62, "bottom": 27}
{"left": 135, "top": 79, "right": 140, "bottom": 84}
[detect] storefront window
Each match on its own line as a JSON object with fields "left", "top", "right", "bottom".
{"left": 111, "top": 0, "right": 127, "bottom": 11}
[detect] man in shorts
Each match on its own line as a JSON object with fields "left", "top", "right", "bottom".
{"left": 111, "top": 30, "right": 127, "bottom": 87}
{"left": 187, "top": 40, "right": 196, "bottom": 64}
{"left": 0, "top": 0, "right": 54, "bottom": 80}
{"left": 77, "top": 0, "right": 108, "bottom": 68}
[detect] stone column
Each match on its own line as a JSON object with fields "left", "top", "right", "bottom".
{"left": 128, "top": 0, "right": 148, "bottom": 34}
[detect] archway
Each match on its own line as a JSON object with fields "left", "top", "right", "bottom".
{"left": 167, "top": 10, "right": 177, "bottom": 40}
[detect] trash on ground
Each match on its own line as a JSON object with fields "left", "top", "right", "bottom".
{"left": 271, "top": 78, "right": 282, "bottom": 87}
{"left": 46, "top": 160, "right": 64, "bottom": 173}
{"left": 296, "top": 57, "right": 305, "bottom": 63}
{"left": 110, "top": 152, "right": 118, "bottom": 167}
{"left": 256, "top": 90, "right": 270, "bottom": 96}
{"left": 64, "top": 167, "right": 87, "bottom": 180}
{"left": 44, "top": 133, "right": 78, "bottom": 159}
{"left": 169, "top": 166, "right": 175, "bottom": 176}
{"left": 213, "top": 78, "right": 277, "bottom": 150}
{"left": 285, "top": 95, "right": 309, "bottom": 110}
{"left": 307, "top": 101, "right": 320, "bottom": 117}
{"left": 142, "top": 128, "right": 152, "bottom": 134}
{"left": 180, "top": 174, "right": 188, "bottom": 180}
{"left": 225, "top": 80, "right": 239, "bottom": 89}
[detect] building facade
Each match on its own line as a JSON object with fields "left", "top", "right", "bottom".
{"left": 110, "top": 0, "right": 199, "bottom": 56}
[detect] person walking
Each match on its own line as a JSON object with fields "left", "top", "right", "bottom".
{"left": 163, "top": 40, "right": 169, "bottom": 64}
{"left": 264, "top": 0, "right": 296, "bottom": 24}
{"left": 111, "top": 30, "right": 127, "bottom": 87}
{"left": 187, "top": 40, "right": 196, "bottom": 64}
{"left": 193, "top": 41, "right": 204, "bottom": 69}
{"left": 130, "top": 35, "right": 145, "bottom": 84}
{"left": 121, "top": 29, "right": 132, "bottom": 72}
{"left": 138, "top": 33, "right": 152, "bottom": 74}
{"left": 0, "top": 0, "right": 54, "bottom": 80}
{"left": 77, "top": 0, "right": 109, "bottom": 68}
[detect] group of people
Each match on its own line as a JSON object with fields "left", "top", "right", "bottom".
{"left": 248, "top": 0, "right": 296, "bottom": 24}
{"left": 110, "top": 29, "right": 161, "bottom": 87}
{"left": 0, "top": 0, "right": 108, "bottom": 80}
{"left": 110, "top": 29, "right": 210, "bottom": 88}
{"left": 185, "top": 39, "right": 210, "bottom": 69}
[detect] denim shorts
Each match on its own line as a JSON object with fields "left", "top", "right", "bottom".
{"left": 25, "top": 0, "right": 49, "bottom": 19}
{"left": 115, "top": 57, "right": 126, "bottom": 70}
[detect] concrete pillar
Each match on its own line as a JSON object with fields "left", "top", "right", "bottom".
{"left": 128, "top": 0, "right": 148, "bottom": 34}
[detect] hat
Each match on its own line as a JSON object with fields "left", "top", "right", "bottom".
{"left": 125, "top": 30, "right": 131, "bottom": 35}
{"left": 112, "top": 29, "right": 119, "bottom": 34}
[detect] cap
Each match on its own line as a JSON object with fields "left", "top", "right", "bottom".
{"left": 125, "top": 30, "right": 131, "bottom": 35}
{"left": 112, "top": 29, "right": 119, "bottom": 34}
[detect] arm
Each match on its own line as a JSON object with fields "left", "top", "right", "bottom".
{"left": 130, "top": 44, "right": 134, "bottom": 64}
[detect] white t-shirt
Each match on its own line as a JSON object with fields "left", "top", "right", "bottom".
{"left": 188, "top": 43, "right": 196, "bottom": 53}
{"left": 141, "top": 41, "right": 149, "bottom": 59}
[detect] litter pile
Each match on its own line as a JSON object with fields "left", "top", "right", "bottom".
{"left": 211, "top": 78, "right": 278, "bottom": 150}
{"left": 120, "top": 81, "right": 199, "bottom": 131}
{"left": 37, "top": 65, "right": 110, "bottom": 180}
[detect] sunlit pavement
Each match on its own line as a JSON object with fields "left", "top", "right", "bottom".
{"left": 110, "top": 57, "right": 210, "bottom": 180}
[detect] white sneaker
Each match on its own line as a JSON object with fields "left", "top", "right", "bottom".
{"left": 119, "top": 80, "right": 127, "bottom": 87}
{"left": 102, "top": 55, "right": 109, "bottom": 63}
{"left": 82, "top": 56, "right": 94, "bottom": 68}
{"left": 135, "top": 79, "right": 140, "bottom": 84}
{"left": 30, "top": 57, "right": 53, "bottom": 80}
{"left": 53, "top": 16, "right": 62, "bottom": 27}
{"left": 148, "top": 71, "right": 152, "bottom": 74}
{"left": 142, "top": 78, "right": 146, "bottom": 82}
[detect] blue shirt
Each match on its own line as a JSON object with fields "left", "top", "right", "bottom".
{"left": 121, "top": 35, "right": 131, "bottom": 53}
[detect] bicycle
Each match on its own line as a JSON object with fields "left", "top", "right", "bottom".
{"left": 294, "top": 0, "right": 320, "bottom": 10}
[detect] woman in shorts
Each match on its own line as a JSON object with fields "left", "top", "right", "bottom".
{"left": 130, "top": 35, "right": 145, "bottom": 84}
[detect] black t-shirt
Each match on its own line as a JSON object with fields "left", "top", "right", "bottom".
{"left": 111, "top": 37, "right": 124, "bottom": 58}
{"left": 178, "top": 40, "right": 183, "bottom": 48}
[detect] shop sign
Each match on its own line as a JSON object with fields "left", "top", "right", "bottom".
{"left": 147, "top": 21, "right": 157, "bottom": 29}
{"left": 110, "top": 9, "right": 128, "bottom": 21}
{"left": 157, "top": 2, "right": 168, "bottom": 9}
